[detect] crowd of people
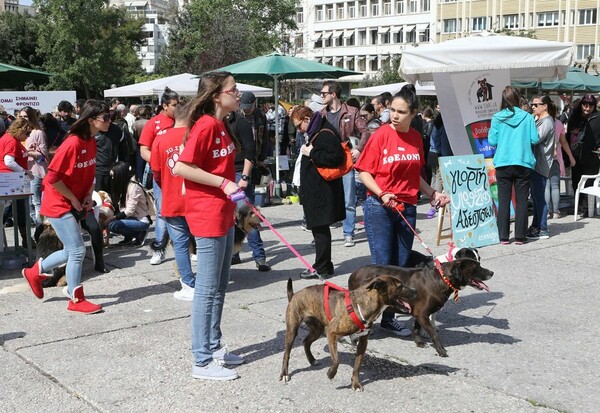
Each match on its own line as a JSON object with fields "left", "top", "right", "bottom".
{"left": 4, "top": 75, "right": 599, "bottom": 381}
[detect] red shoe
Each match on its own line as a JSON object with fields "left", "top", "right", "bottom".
{"left": 22, "top": 259, "right": 50, "bottom": 299}
{"left": 67, "top": 285, "right": 102, "bottom": 314}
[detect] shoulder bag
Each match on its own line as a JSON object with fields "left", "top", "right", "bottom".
{"left": 310, "top": 128, "right": 353, "bottom": 181}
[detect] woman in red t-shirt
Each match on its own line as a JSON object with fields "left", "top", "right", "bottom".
{"left": 354, "top": 85, "right": 450, "bottom": 335}
{"left": 22, "top": 100, "right": 111, "bottom": 315}
{"left": 173, "top": 72, "right": 244, "bottom": 381}
{"left": 0, "top": 117, "right": 35, "bottom": 246}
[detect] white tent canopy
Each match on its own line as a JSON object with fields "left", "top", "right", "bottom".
{"left": 400, "top": 32, "right": 574, "bottom": 83}
{"left": 351, "top": 82, "right": 436, "bottom": 96}
{"left": 104, "top": 73, "right": 273, "bottom": 98}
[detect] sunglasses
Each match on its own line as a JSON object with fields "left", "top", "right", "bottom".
{"left": 95, "top": 114, "right": 111, "bottom": 122}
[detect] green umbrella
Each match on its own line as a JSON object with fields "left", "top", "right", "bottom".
{"left": 213, "top": 53, "right": 360, "bottom": 184}
{"left": 0, "top": 63, "right": 52, "bottom": 89}
{"left": 512, "top": 67, "right": 600, "bottom": 92}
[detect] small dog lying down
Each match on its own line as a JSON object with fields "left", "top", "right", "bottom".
{"left": 280, "top": 275, "right": 417, "bottom": 391}
{"left": 348, "top": 248, "right": 493, "bottom": 357}
{"left": 94, "top": 190, "right": 115, "bottom": 246}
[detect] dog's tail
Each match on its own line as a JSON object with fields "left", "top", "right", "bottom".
{"left": 286, "top": 278, "right": 294, "bottom": 302}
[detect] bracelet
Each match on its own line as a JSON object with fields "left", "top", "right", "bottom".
{"left": 379, "top": 191, "right": 392, "bottom": 200}
{"left": 220, "top": 178, "right": 230, "bottom": 190}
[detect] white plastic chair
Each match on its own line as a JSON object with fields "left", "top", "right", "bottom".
{"left": 574, "top": 172, "right": 600, "bottom": 221}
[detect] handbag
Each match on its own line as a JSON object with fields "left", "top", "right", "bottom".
{"left": 310, "top": 129, "right": 353, "bottom": 181}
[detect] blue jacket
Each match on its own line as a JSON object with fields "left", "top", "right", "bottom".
{"left": 488, "top": 107, "right": 539, "bottom": 169}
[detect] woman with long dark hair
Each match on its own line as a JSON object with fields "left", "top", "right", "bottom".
{"left": 173, "top": 72, "right": 243, "bottom": 381}
{"left": 22, "top": 100, "right": 109, "bottom": 314}
{"left": 566, "top": 94, "right": 600, "bottom": 215}
{"left": 488, "top": 86, "right": 538, "bottom": 244}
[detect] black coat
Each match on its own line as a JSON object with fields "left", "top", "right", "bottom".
{"left": 300, "top": 118, "right": 346, "bottom": 229}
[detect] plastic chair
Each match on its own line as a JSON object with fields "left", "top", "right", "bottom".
{"left": 573, "top": 172, "right": 600, "bottom": 221}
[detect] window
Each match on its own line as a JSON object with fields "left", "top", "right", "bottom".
{"left": 358, "top": 30, "right": 366, "bottom": 45}
{"left": 443, "top": 18, "right": 457, "bottom": 33}
{"left": 381, "top": 31, "right": 391, "bottom": 43}
{"left": 409, "top": 0, "right": 418, "bottom": 13}
{"left": 504, "top": 14, "right": 519, "bottom": 29}
{"left": 538, "top": 11, "right": 560, "bottom": 27}
{"left": 335, "top": 33, "right": 344, "bottom": 47}
{"left": 346, "top": 32, "right": 355, "bottom": 46}
{"left": 372, "top": 3, "right": 379, "bottom": 17}
{"left": 420, "top": 0, "right": 430, "bottom": 12}
{"left": 294, "top": 35, "right": 304, "bottom": 49}
{"left": 316, "top": 6, "right": 323, "bottom": 22}
{"left": 396, "top": 0, "right": 404, "bottom": 14}
{"left": 326, "top": 5, "right": 334, "bottom": 20}
{"left": 337, "top": 5, "right": 344, "bottom": 20}
{"left": 296, "top": 8, "right": 303, "bottom": 24}
{"left": 472, "top": 17, "right": 487, "bottom": 31}
{"left": 394, "top": 29, "right": 403, "bottom": 43}
{"left": 579, "top": 9, "right": 597, "bottom": 25}
{"left": 370, "top": 58, "right": 378, "bottom": 72}
{"left": 359, "top": 1, "right": 367, "bottom": 17}
{"left": 358, "top": 58, "right": 366, "bottom": 72}
{"left": 406, "top": 27, "right": 416, "bottom": 43}
{"left": 577, "top": 44, "right": 595, "bottom": 60}
{"left": 371, "top": 29, "right": 379, "bottom": 45}
{"left": 384, "top": 1, "right": 392, "bottom": 15}
{"left": 348, "top": 5, "right": 356, "bottom": 18}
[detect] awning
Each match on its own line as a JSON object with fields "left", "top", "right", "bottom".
{"left": 312, "top": 33, "right": 322, "bottom": 41}
{"left": 332, "top": 30, "right": 343, "bottom": 38}
{"left": 405, "top": 25, "right": 416, "bottom": 32}
{"left": 344, "top": 30, "right": 355, "bottom": 38}
{"left": 344, "top": 56, "right": 354, "bottom": 61}
{"left": 323, "top": 32, "right": 333, "bottom": 39}
{"left": 391, "top": 26, "right": 403, "bottom": 33}
{"left": 379, "top": 26, "right": 390, "bottom": 34}
{"left": 357, "top": 56, "right": 366, "bottom": 60}
{"left": 333, "top": 57, "right": 343, "bottom": 63}
{"left": 416, "top": 23, "right": 430, "bottom": 32}
{"left": 322, "top": 57, "right": 332, "bottom": 63}
{"left": 367, "top": 56, "right": 377, "bottom": 61}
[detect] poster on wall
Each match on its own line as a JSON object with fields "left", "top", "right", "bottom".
{"left": 439, "top": 154, "right": 499, "bottom": 248}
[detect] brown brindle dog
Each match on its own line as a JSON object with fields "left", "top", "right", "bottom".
{"left": 280, "top": 275, "right": 416, "bottom": 391}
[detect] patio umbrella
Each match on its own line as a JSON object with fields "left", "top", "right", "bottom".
{"left": 213, "top": 52, "right": 360, "bottom": 184}
{"left": 104, "top": 73, "right": 272, "bottom": 98}
{"left": 511, "top": 67, "right": 600, "bottom": 92}
{"left": 0, "top": 63, "right": 52, "bottom": 88}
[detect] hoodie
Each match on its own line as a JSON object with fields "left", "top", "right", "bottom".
{"left": 488, "top": 107, "right": 539, "bottom": 169}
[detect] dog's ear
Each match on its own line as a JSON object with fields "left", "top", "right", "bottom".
{"left": 366, "top": 276, "right": 391, "bottom": 291}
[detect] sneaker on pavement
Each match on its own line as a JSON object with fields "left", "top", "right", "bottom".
{"left": 526, "top": 226, "right": 540, "bottom": 239}
{"left": 213, "top": 347, "right": 245, "bottom": 365}
{"left": 329, "top": 221, "right": 342, "bottom": 229}
{"left": 173, "top": 282, "right": 194, "bottom": 302}
{"left": 150, "top": 249, "right": 165, "bottom": 265}
{"left": 299, "top": 268, "right": 324, "bottom": 280}
{"left": 553, "top": 212, "right": 562, "bottom": 219}
{"left": 537, "top": 229, "right": 550, "bottom": 239}
{"left": 255, "top": 259, "right": 271, "bottom": 272}
{"left": 231, "top": 253, "right": 242, "bottom": 265}
{"left": 192, "top": 360, "right": 238, "bottom": 381}
{"left": 343, "top": 236, "right": 355, "bottom": 247}
{"left": 21, "top": 258, "right": 50, "bottom": 299}
{"left": 380, "top": 319, "right": 412, "bottom": 337}
{"left": 426, "top": 207, "right": 437, "bottom": 219}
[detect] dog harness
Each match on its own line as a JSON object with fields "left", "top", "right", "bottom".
{"left": 102, "top": 202, "right": 114, "bottom": 212}
{"left": 434, "top": 258, "right": 460, "bottom": 302}
{"left": 323, "top": 282, "right": 367, "bottom": 331}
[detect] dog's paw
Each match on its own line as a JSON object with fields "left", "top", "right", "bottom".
{"left": 280, "top": 374, "right": 290, "bottom": 383}
{"left": 437, "top": 349, "right": 449, "bottom": 357}
{"left": 352, "top": 383, "right": 364, "bottom": 392}
{"left": 310, "top": 359, "right": 320, "bottom": 366}
{"left": 415, "top": 341, "right": 426, "bottom": 348}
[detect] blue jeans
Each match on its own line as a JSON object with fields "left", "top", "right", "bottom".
{"left": 42, "top": 212, "right": 86, "bottom": 297}
{"left": 363, "top": 196, "right": 417, "bottom": 323}
{"left": 342, "top": 170, "right": 356, "bottom": 237}
{"left": 191, "top": 227, "right": 234, "bottom": 366}
{"left": 152, "top": 179, "right": 167, "bottom": 245}
{"left": 545, "top": 160, "right": 560, "bottom": 213}
{"left": 165, "top": 216, "right": 195, "bottom": 288}
{"left": 235, "top": 172, "right": 265, "bottom": 261}
{"left": 530, "top": 171, "right": 549, "bottom": 231}
{"left": 108, "top": 218, "right": 149, "bottom": 239}
{"left": 30, "top": 175, "right": 42, "bottom": 224}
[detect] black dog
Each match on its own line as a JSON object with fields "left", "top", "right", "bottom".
{"left": 233, "top": 204, "right": 261, "bottom": 255}
{"left": 348, "top": 257, "right": 493, "bottom": 357}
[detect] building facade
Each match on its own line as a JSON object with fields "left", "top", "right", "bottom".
{"left": 292, "top": 0, "right": 600, "bottom": 80}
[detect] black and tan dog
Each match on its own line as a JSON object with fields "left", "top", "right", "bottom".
{"left": 233, "top": 204, "right": 262, "bottom": 255}
{"left": 33, "top": 222, "right": 66, "bottom": 288}
{"left": 348, "top": 257, "right": 493, "bottom": 357}
{"left": 280, "top": 275, "right": 417, "bottom": 391}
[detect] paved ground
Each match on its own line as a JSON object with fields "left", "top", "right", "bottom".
{"left": 1, "top": 198, "right": 598, "bottom": 413}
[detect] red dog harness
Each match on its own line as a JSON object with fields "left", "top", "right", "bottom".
{"left": 323, "top": 282, "right": 367, "bottom": 331}
{"left": 101, "top": 202, "right": 114, "bottom": 212}
{"left": 434, "top": 258, "right": 460, "bottom": 302}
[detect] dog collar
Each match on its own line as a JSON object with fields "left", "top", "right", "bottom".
{"left": 102, "top": 202, "right": 114, "bottom": 212}
{"left": 434, "top": 259, "right": 460, "bottom": 302}
{"left": 324, "top": 282, "right": 367, "bottom": 331}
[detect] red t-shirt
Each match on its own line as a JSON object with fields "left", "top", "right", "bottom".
{"left": 150, "top": 126, "right": 186, "bottom": 217}
{"left": 138, "top": 112, "right": 175, "bottom": 149}
{"left": 354, "top": 124, "right": 424, "bottom": 205}
{"left": 0, "top": 133, "right": 28, "bottom": 172}
{"left": 40, "top": 135, "right": 97, "bottom": 218}
{"left": 177, "top": 115, "right": 236, "bottom": 237}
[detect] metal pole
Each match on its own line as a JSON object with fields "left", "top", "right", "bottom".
{"left": 273, "top": 75, "right": 282, "bottom": 198}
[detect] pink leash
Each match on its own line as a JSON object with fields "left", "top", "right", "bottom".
{"left": 243, "top": 199, "right": 317, "bottom": 275}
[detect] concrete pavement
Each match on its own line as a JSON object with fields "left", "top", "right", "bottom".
{"left": 1, "top": 199, "right": 598, "bottom": 413}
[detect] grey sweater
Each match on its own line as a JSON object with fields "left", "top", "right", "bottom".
{"left": 534, "top": 116, "right": 556, "bottom": 177}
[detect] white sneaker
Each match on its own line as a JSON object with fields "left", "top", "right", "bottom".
{"left": 150, "top": 250, "right": 165, "bottom": 265}
{"left": 190, "top": 254, "right": 197, "bottom": 262}
{"left": 62, "top": 286, "right": 71, "bottom": 299}
{"left": 343, "top": 236, "right": 355, "bottom": 247}
{"left": 213, "top": 347, "right": 244, "bottom": 365}
{"left": 173, "top": 282, "right": 194, "bottom": 302}
{"left": 191, "top": 360, "right": 238, "bottom": 381}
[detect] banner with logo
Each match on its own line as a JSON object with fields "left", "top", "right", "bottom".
{"left": 0, "top": 91, "right": 76, "bottom": 115}
{"left": 439, "top": 154, "right": 499, "bottom": 248}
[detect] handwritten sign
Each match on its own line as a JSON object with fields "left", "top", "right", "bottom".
{"left": 439, "top": 154, "right": 499, "bottom": 248}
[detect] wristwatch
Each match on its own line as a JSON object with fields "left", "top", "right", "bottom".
{"left": 241, "top": 174, "right": 250, "bottom": 181}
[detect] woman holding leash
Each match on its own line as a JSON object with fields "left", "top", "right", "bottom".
{"left": 354, "top": 85, "right": 449, "bottom": 336}
{"left": 173, "top": 71, "right": 244, "bottom": 381}
{"left": 22, "top": 100, "right": 109, "bottom": 314}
